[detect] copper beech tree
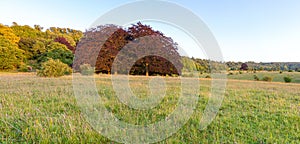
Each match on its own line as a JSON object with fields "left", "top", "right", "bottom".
{"left": 73, "top": 22, "right": 183, "bottom": 76}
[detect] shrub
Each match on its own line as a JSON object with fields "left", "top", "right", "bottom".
{"left": 205, "top": 75, "right": 211, "bottom": 78}
{"left": 228, "top": 72, "right": 234, "bottom": 75}
{"left": 262, "top": 76, "right": 273, "bottom": 82}
{"left": 288, "top": 70, "right": 293, "bottom": 72}
{"left": 18, "top": 63, "right": 31, "bottom": 72}
{"left": 239, "top": 71, "right": 243, "bottom": 74}
{"left": 283, "top": 76, "right": 292, "bottom": 83}
{"left": 79, "top": 64, "right": 94, "bottom": 76}
{"left": 37, "top": 59, "right": 72, "bottom": 77}
{"left": 182, "top": 72, "right": 193, "bottom": 77}
{"left": 253, "top": 75, "right": 260, "bottom": 81}
{"left": 171, "top": 74, "right": 179, "bottom": 77}
{"left": 279, "top": 71, "right": 283, "bottom": 74}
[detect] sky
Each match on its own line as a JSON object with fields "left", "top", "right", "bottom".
{"left": 1, "top": 0, "right": 300, "bottom": 62}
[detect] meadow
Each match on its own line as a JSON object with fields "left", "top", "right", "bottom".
{"left": 0, "top": 73, "right": 299, "bottom": 143}
{"left": 227, "top": 71, "right": 300, "bottom": 83}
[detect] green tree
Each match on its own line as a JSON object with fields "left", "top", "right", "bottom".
{"left": 0, "top": 38, "right": 24, "bottom": 70}
{"left": 47, "top": 27, "right": 82, "bottom": 44}
{"left": 0, "top": 24, "right": 24, "bottom": 70}
{"left": 34, "top": 25, "right": 43, "bottom": 31}
{"left": 182, "top": 57, "right": 197, "bottom": 72}
{"left": 38, "top": 48, "right": 74, "bottom": 66}
{"left": 18, "top": 38, "right": 47, "bottom": 59}
{"left": 193, "top": 58, "right": 209, "bottom": 73}
{"left": 46, "top": 42, "right": 69, "bottom": 51}
{"left": 0, "top": 24, "right": 20, "bottom": 44}
{"left": 11, "top": 24, "right": 44, "bottom": 39}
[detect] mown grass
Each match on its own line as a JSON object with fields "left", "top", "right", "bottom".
{"left": 0, "top": 73, "right": 299, "bottom": 143}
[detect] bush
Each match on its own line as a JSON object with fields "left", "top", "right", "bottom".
{"left": 171, "top": 74, "right": 179, "bottom": 77}
{"left": 182, "top": 72, "right": 194, "bottom": 77}
{"left": 288, "top": 70, "right": 294, "bottom": 72}
{"left": 79, "top": 64, "right": 94, "bottom": 76}
{"left": 262, "top": 76, "right": 273, "bottom": 82}
{"left": 283, "top": 76, "right": 292, "bottom": 83}
{"left": 279, "top": 71, "right": 283, "bottom": 74}
{"left": 253, "top": 75, "right": 260, "bottom": 81}
{"left": 228, "top": 72, "right": 234, "bottom": 75}
{"left": 239, "top": 71, "right": 243, "bottom": 74}
{"left": 18, "top": 63, "right": 31, "bottom": 72}
{"left": 37, "top": 59, "right": 72, "bottom": 77}
{"left": 205, "top": 75, "right": 211, "bottom": 78}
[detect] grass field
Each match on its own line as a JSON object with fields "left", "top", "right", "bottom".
{"left": 0, "top": 73, "right": 299, "bottom": 143}
{"left": 227, "top": 71, "right": 300, "bottom": 83}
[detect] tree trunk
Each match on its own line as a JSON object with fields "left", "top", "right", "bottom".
{"left": 114, "top": 67, "right": 117, "bottom": 75}
{"left": 146, "top": 63, "right": 149, "bottom": 77}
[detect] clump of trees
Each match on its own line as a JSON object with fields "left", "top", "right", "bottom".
{"left": 73, "top": 22, "right": 182, "bottom": 76}
{"left": 0, "top": 22, "right": 83, "bottom": 74}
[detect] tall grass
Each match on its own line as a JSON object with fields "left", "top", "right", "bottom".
{"left": 0, "top": 73, "right": 299, "bottom": 143}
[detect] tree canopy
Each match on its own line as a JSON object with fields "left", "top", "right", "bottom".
{"left": 74, "top": 22, "right": 183, "bottom": 76}
{"left": 0, "top": 23, "right": 83, "bottom": 71}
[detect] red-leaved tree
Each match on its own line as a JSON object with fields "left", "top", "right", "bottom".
{"left": 73, "top": 22, "right": 182, "bottom": 76}
{"left": 54, "top": 37, "right": 75, "bottom": 53}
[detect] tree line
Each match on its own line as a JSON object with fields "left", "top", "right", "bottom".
{"left": 0, "top": 22, "right": 82, "bottom": 72}
{"left": 225, "top": 61, "right": 300, "bottom": 72}
{"left": 182, "top": 58, "right": 300, "bottom": 73}
{"left": 0, "top": 22, "right": 299, "bottom": 76}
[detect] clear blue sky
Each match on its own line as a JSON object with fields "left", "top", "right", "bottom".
{"left": 1, "top": 0, "right": 299, "bottom": 62}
